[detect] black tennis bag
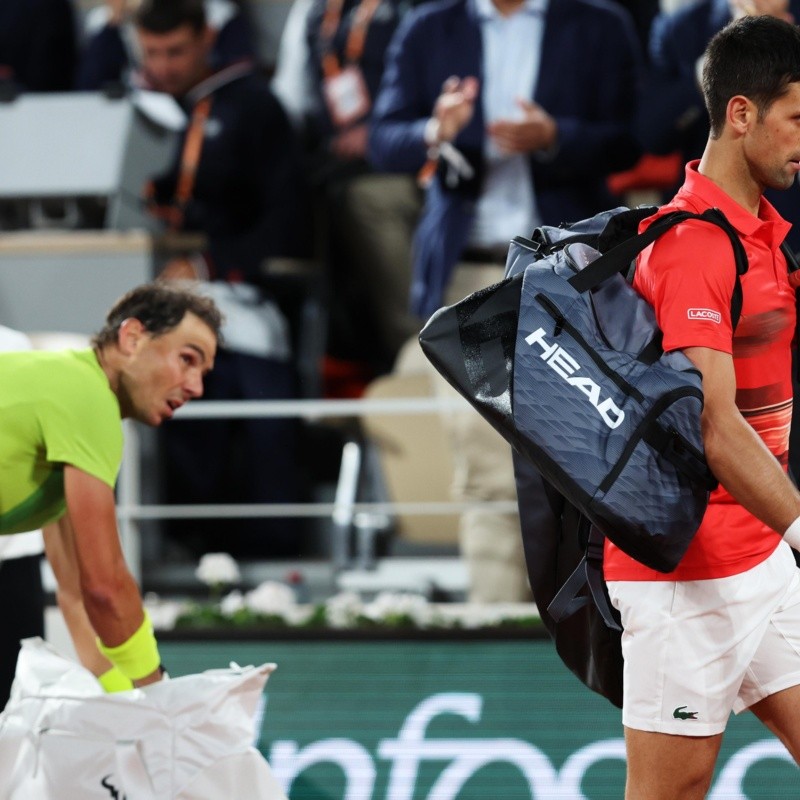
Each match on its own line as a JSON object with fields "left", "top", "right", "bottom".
{"left": 419, "top": 206, "right": 748, "bottom": 573}
{"left": 514, "top": 452, "right": 626, "bottom": 706}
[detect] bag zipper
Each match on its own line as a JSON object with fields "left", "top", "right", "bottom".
{"left": 597, "top": 385, "right": 705, "bottom": 494}
{"left": 534, "top": 293, "right": 645, "bottom": 403}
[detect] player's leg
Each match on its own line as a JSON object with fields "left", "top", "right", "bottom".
{"left": 624, "top": 728, "right": 722, "bottom": 800}
{"left": 736, "top": 542, "right": 800, "bottom": 763}
{"left": 609, "top": 577, "right": 728, "bottom": 798}
{"left": 749, "top": 686, "right": 800, "bottom": 763}
{"left": 609, "top": 548, "right": 794, "bottom": 799}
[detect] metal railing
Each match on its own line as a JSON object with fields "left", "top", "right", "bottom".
{"left": 116, "top": 397, "right": 520, "bottom": 582}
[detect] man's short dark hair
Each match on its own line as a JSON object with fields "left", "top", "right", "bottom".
{"left": 93, "top": 281, "right": 223, "bottom": 348}
{"left": 134, "top": 0, "right": 206, "bottom": 34}
{"left": 703, "top": 15, "right": 800, "bottom": 139}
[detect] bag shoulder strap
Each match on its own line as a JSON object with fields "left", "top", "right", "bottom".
{"left": 781, "top": 241, "right": 800, "bottom": 273}
{"left": 547, "top": 521, "right": 622, "bottom": 632}
{"left": 567, "top": 207, "right": 748, "bottom": 331}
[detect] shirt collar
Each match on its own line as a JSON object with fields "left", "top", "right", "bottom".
{"left": 678, "top": 160, "right": 792, "bottom": 249}
{"left": 474, "top": 0, "right": 548, "bottom": 22}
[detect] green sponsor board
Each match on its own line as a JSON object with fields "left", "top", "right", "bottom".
{"left": 160, "top": 637, "right": 800, "bottom": 799}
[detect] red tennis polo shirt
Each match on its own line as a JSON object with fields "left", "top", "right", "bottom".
{"left": 604, "top": 161, "right": 795, "bottom": 581}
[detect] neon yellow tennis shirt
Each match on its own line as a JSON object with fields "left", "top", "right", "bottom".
{"left": 0, "top": 349, "right": 122, "bottom": 534}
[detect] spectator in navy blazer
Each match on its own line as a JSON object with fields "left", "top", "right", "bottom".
{"left": 369, "top": 0, "right": 642, "bottom": 602}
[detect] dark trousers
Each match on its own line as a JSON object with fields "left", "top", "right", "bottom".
{"left": 0, "top": 554, "right": 44, "bottom": 709}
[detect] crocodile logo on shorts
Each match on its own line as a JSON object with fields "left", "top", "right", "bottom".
{"left": 673, "top": 705, "right": 699, "bottom": 720}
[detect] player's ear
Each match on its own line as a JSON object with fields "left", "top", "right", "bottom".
{"left": 727, "top": 94, "right": 755, "bottom": 135}
{"left": 117, "top": 318, "right": 147, "bottom": 356}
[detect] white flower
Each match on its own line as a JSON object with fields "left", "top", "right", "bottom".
{"left": 427, "top": 605, "right": 460, "bottom": 628}
{"left": 284, "top": 604, "right": 316, "bottom": 626}
{"left": 363, "top": 592, "right": 433, "bottom": 627}
{"left": 245, "top": 581, "right": 297, "bottom": 617}
{"left": 195, "top": 553, "right": 241, "bottom": 587}
{"left": 144, "top": 593, "right": 190, "bottom": 631}
{"left": 220, "top": 590, "right": 246, "bottom": 616}
{"left": 324, "top": 591, "right": 364, "bottom": 629}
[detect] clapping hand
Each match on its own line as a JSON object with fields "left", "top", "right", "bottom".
{"left": 430, "top": 76, "right": 480, "bottom": 143}
{"left": 487, "top": 97, "right": 557, "bottom": 156}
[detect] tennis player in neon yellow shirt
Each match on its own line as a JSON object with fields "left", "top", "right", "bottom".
{"left": 0, "top": 283, "right": 221, "bottom": 691}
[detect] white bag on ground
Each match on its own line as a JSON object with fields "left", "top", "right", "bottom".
{"left": 0, "top": 638, "right": 287, "bottom": 800}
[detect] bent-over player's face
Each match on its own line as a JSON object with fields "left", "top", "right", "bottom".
{"left": 746, "top": 81, "right": 800, "bottom": 191}
{"left": 120, "top": 312, "right": 217, "bottom": 426}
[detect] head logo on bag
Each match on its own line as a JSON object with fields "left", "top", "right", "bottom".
{"left": 524, "top": 327, "right": 625, "bottom": 429}
{"left": 100, "top": 775, "right": 126, "bottom": 800}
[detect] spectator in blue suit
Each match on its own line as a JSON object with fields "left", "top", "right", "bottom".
{"left": 369, "top": 0, "right": 642, "bottom": 602}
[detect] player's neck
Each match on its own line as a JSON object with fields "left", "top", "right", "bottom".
{"left": 698, "top": 139, "right": 762, "bottom": 217}
{"left": 94, "top": 347, "right": 120, "bottom": 397}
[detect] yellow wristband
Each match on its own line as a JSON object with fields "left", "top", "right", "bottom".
{"left": 96, "top": 611, "right": 161, "bottom": 681}
{"left": 98, "top": 666, "right": 134, "bottom": 693}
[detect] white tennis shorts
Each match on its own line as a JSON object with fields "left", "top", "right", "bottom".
{"left": 607, "top": 541, "right": 800, "bottom": 736}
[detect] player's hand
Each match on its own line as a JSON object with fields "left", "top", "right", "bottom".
{"left": 133, "top": 665, "right": 166, "bottom": 688}
{"left": 487, "top": 98, "right": 557, "bottom": 155}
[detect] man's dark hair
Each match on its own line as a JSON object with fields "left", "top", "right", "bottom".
{"left": 134, "top": 0, "right": 206, "bottom": 34}
{"left": 703, "top": 15, "right": 800, "bottom": 139}
{"left": 93, "top": 281, "right": 223, "bottom": 348}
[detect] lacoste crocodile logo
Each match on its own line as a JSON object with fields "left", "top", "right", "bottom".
{"left": 673, "top": 705, "right": 699, "bottom": 720}
{"left": 101, "top": 775, "right": 127, "bottom": 800}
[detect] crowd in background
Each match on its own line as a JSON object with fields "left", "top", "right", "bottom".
{"left": 2, "top": 0, "right": 799, "bottom": 603}
{"left": 2, "top": 0, "right": 760, "bottom": 376}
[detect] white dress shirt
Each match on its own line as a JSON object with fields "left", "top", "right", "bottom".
{"left": 468, "top": 0, "right": 549, "bottom": 248}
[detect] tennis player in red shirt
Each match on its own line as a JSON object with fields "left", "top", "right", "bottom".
{"left": 604, "top": 14, "right": 800, "bottom": 799}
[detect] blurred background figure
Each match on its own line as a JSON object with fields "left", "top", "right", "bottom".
{"left": 76, "top": 0, "right": 256, "bottom": 91}
{"left": 0, "top": 0, "right": 77, "bottom": 93}
{"left": 369, "top": 0, "right": 643, "bottom": 601}
{"left": 0, "top": 327, "right": 45, "bottom": 709}
{"left": 635, "top": 0, "right": 800, "bottom": 249}
{"left": 613, "top": 0, "right": 660, "bottom": 49}
{"left": 126, "top": 0, "right": 309, "bottom": 559}
{"left": 272, "top": 0, "right": 423, "bottom": 390}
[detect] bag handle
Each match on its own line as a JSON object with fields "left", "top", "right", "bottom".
{"left": 567, "top": 208, "right": 748, "bottom": 330}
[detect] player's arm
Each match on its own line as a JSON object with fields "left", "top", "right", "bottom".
{"left": 683, "top": 346, "right": 800, "bottom": 534}
{"left": 63, "top": 464, "right": 161, "bottom": 687}
{"left": 43, "top": 518, "right": 114, "bottom": 676}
